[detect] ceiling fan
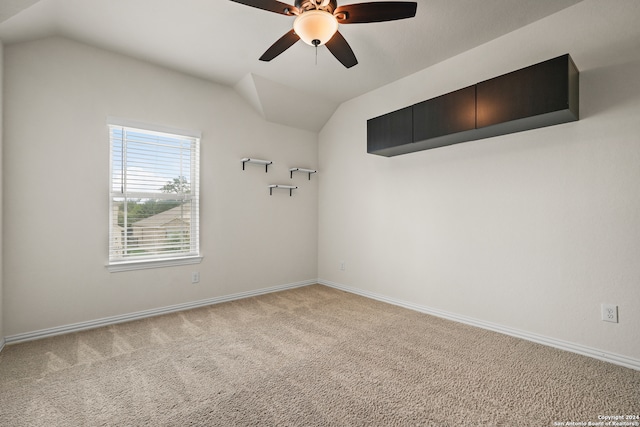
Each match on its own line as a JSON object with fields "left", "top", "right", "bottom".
{"left": 229, "top": 0, "right": 418, "bottom": 68}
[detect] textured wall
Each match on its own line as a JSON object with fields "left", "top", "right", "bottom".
{"left": 318, "top": 0, "right": 640, "bottom": 360}
{"left": 0, "top": 40, "right": 4, "bottom": 344}
{"left": 3, "top": 36, "right": 318, "bottom": 336}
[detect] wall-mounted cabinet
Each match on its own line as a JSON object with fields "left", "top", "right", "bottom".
{"left": 366, "top": 106, "right": 413, "bottom": 156}
{"left": 367, "top": 54, "right": 579, "bottom": 157}
{"left": 412, "top": 85, "right": 477, "bottom": 154}
{"left": 475, "top": 54, "right": 579, "bottom": 139}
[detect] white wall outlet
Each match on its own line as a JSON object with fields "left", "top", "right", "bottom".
{"left": 340, "top": 261, "right": 346, "bottom": 271}
{"left": 601, "top": 304, "right": 618, "bottom": 323}
{"left": 191, "top": 272, "right": 200, "bottom": 284}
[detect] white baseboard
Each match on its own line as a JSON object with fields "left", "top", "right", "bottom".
{"left": 5, "top": 279, "right": 316, "bottom": 345}
{"left": 6, "top": 278, "right": 639, "bottom": 372}
{"left": 318, "top": 279, "right": 640, "bottom": 371}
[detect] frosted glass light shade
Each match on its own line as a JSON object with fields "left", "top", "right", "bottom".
{"left": 293, "top": 10, "right": 339, "bottom": 46}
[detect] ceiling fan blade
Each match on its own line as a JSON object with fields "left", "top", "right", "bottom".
{"left": 335, "top": 2, "right": 417, "bottom": 24}
{"left": 259, "top": 29, "right": 300, "bottom": 61}
{"left": 325, "top": 31, "right": 358, "bottom": 68}
{"left": 229, "top": 0, "right": 298, "bottom": 16}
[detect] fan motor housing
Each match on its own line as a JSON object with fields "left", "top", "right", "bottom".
{"left": 295, "top": 0, "right": 338, "bottom": 14}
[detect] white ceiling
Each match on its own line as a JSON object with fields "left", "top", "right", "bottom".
{"left": 0, "top": 0, "right": 585, "bottom": 131}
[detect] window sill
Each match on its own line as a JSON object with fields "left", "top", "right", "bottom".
{"left": 107, "top": 255, "right": 203, "bottom": 272}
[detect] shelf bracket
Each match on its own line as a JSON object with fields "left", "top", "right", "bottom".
{"left": 289, "top": 167, "right": 317, "bottom": 180}
{"left": 241, "top": 158, "right": 272, "bottom": 172}
{"left": 268, "top": 184, "right": 298, "bottom": 196}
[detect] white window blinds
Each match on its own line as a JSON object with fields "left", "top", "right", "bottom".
{"left": 109, "top": 122, "right": 200, "bottom": 265}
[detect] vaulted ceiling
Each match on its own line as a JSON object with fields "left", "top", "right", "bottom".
{"left": 0, "top": 0, "right": 584, "bottom": 131}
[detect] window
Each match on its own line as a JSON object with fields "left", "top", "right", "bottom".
{"left": 108, "top": 118, "right": 200, "bottom": 271}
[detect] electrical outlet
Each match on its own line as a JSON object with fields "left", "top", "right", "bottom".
{"left": 601, "top": 304, "right": 618, "bottom": 323}
{"left": 191, "top": 272, "right": 200, "bottom": 284}
{"left": 340, "top": 261, "right": 345, "bottom": 271}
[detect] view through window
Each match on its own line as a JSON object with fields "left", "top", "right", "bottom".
{"left": 109, "top": 122, "right": 200, "bottom": 265}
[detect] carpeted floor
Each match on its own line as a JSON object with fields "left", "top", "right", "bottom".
{"left": 0, "top": 284, "right": 638, "bottom": 426}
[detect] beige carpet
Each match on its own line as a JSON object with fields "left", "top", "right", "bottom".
{"left": 1, "top": 285, "right": 638, "bottom": 426}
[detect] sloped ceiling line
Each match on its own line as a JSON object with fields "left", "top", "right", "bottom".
{"left": 0, "top": 0, "right": 586, "bottom": 132}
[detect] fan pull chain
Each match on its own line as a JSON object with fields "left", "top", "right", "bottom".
{"left": 312, "top": 39, "right": 320, "bottom": 66}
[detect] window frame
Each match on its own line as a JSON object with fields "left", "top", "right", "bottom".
{"left": 107, "top": 117, "right": 202, "bottom": 272}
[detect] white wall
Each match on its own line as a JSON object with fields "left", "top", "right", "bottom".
{"left": 0, "top": 39, "right": 4, "bottom": 345}
{"left": 318, "top": 0, "right": 640, "bottom": 360}
{"left": 3, "top": 36, "right": 318, "bottom": 336}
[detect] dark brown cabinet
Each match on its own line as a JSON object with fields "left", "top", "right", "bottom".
{"left": 367, "top": 54, "right": 579, "bottom": 157}
{"left": 412, "top": 85, "right": 477, "bottom": 152}
{"left": 366, "top": 106, "right": 413, "bottom": 157}
{"left": 475, "top": 54, "right": 579, "bottom": 138}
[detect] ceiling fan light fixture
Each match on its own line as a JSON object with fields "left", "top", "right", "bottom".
{"left": 293, "top": 10, "right": 339, "bottom": 46}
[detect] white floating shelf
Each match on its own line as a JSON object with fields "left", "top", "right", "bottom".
{"left": 268, "top": 184, "right": 298, "bottom": 196}
{"left": 289, "top": 167, "right": 317, "bottom": 180}
{"left": 241, "top": 158, "right": 272, "bottom": 172}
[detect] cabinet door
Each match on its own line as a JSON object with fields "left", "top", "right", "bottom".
{"left": 476, "top": 54, "right": 576, "bottom": 129}
{"left": 413, "top": 86, "right": 476, "bottom": 143}
{"left": 367, "top": 106, "right": 413, "bottom": 156}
